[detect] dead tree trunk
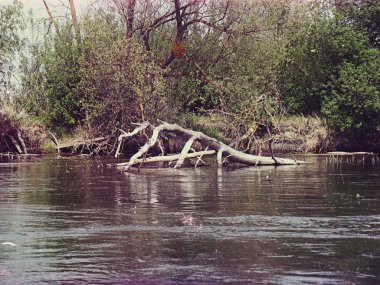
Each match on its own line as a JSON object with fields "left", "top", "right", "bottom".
{"left": 116, "top": 122, "right": 305, "bottom": 171}
{"left": 125, "top": 0, "right": 136, "bottom": 38}
{"left": 68, "top": 0, "right": 81, "bottom": 41}
{"left": 42, "top": 0, "right": 59, "bottom": 32}
{"left": 68, "top": 0, "right": 78, "bottom": 26}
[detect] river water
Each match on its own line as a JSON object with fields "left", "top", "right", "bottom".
{"left": 0, "top": 156, "right": 379, "bottom": 284}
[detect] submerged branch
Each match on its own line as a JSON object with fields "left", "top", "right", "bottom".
{"left": 117, "top": 121, "right": 305, "bottom": 171}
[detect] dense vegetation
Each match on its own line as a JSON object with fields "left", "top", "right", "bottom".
{"left": 1, "top": 0, "right": 380, "bottom": 152}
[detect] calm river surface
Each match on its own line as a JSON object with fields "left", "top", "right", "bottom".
{"left": 0, "top": 156, "right": 379, "bottom": 284}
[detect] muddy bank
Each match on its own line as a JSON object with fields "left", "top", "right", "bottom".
{"left": 0, "top": 112, "right": 44, "bottom": 155}
{"left": 1, "top": 112, "right": 378, "bottom": 158}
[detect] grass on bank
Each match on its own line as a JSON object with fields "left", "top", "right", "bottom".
{"left": 1, "top": 102, "right": 363, "bottom": 155}
{"left": 179, "top": 113, "right": 329, "bottom": 154}
{"left": 0, "top": 102, "right": 47, "bottom": 153}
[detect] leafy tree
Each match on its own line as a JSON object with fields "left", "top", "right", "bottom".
{"left": 322, "top": 48, "right": 380, "bottom": 142}
{"left": 338, "top": 0, "right": 380, "bottom": 49}
{"left": 0, "top": 0, "right": 24, "bottom": 97}
{"left": 280, "top": 15, "right": 370, "bottom": 114}
{"left": 281, "top": 3, "right": 380, "bottom": 148}
{"left": 21, "top": 22, "right": 82, "bottom": 130}
{"left": 78, "top": 12, "right": 168, "bottom": 135}
{"left": 21, "top": 10, "right": 168, "bottom": 135}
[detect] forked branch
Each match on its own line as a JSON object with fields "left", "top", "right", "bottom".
{"left": 116, "top": 121, "right": 305, "bottom": 171}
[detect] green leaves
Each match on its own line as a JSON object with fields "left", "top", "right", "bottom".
{"left": 78, "top": 13, "right": 167, "bottom": 133}
{"left": 16, "top": 0, "right": 380, "bottom": 149}
{"left": 322, "top": 48, "right": 380, "bottom": 136}
{"left": 20, "top": 11, "right": 168, "bottom": 135}
{"left": 280, "top": 2, "right": 380, "bottom": 146}
{"left": 0, "top": 1, "right": 24, "bottom": 55}
{"left": 280, "top": 15, "right": 370, "bottom": 114}
{"left": 339, "top": 0, "right": 380, "bottom": 49}
{"left": 0, "top": 1, "right": 24, "bottom": 94}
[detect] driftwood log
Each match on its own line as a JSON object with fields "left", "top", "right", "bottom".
{"left": 116, "top": 121, "right": 305, "bottom": 171}
{"left": 50, "top": 135, "right": 112, "bottom": 155}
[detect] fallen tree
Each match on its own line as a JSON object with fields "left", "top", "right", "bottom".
{"left": 116, "top": 121, "right": 305, "bottom": 171}
{"left": 50, "top": 135, "right": 113, "bottom": 155}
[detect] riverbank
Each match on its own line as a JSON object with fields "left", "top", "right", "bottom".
{"left": 182, "top": 114, "right": 330, "bottom": 154}
{"left": 1, "top": 107, "right": 379, "bottom": 156}
{"left": 0, "top": 105, "right": 45, "bottom": 154}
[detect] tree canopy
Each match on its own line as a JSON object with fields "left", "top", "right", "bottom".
{"left": 0, "top": 0, "right": 24, "bottom": 97}
{"left": 11, "top": 0, "right": 380, "bottom": 150}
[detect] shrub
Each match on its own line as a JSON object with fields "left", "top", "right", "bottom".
{"left": 0, "top": 1, "right": 24, "bottom": 96}
{"left": 280, "top": 16, "right": 370, "bottom": 114}
{"left": 21, "top": 22, "right": 83, "bottom": 131}
{"left": 78, "top": 13, "right": 168, "bottom": 135}
{"left": 21, "top": 11, "right": 169, "bottom": 136}
{"left": 322, "top": 48, "right": 380, "bottom": 140}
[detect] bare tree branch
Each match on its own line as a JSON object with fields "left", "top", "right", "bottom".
{"left": 42, "top": 0, "right": 59, "bottom": 32}
{"left": 117, "top": 122, "right": 305, "bottom": 171}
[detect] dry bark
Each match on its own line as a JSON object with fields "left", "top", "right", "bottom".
{"left": 68, "top": 0, "right": 78, "bottom": 26}
{"left": 117, "top": 121, "right": 305, "bottom": 171}
{"left": 117, "top": 150, "right": 216, "bottom": 168}
{"left": 42, "top": 0, "right": 59, "bottom": 32}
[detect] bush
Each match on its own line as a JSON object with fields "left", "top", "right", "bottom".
{"left": 339, "top": 0, "right": 380, "bottom": 50}
{"left": 78, "top": 13, "right": 168, "bottom": 135}
{"left": 322, "top": 48, "right": 380, "bottom": 140}
{"left": 21, "top": 22, "right": 83, "bottom": 131}
{"left": 21, "top": 11, "right": 169, "bottom": 136}
{"left": 0, "top": 1, "right": 24, "bottom": 95}
{"left": 280, "top": 16, "right": 370, "bottom": 114}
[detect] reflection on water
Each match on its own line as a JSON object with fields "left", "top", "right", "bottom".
{"left": 0, "top": 156, "right": 379, "bottom": 284}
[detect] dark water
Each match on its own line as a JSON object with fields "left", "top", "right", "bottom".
{"left": 0, "top": 156, "right": 379, "bottom": 284}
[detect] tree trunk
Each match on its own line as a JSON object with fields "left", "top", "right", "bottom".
{"left": 126, "top": 0, "right": 136, "bottom": 38}
{"left": 42, "top": 0, "right": 59, "bottom": 32}
{"left": 68, "top": 0, "right": 78, "bottom": 25}
{"left": 68, "top": 0, "right": 81, "bottom": 40}
{"left": 116, "top": 122, "right": 305, "bottom": 171}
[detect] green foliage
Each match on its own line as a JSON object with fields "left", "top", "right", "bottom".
{"left": 78, "top": 12, "right": 168, "bottom": 134}
{"left": 281, "top": 4, "right": 380, "bottom": 146}
{"left": 21, "top": 22, "right": 82, "bottom": 131}
{"left": 179, "top": 113, "right": 227, "bottom": 143}
{"left": 16, "top": 0, "right": 380, "bottom": 150}
{"left": 339, "top": 0, "right": 380, "bottom": 49}
{"left": 322, "top": 48, "right": 380, "bottom": 138}
{"left": 0, "top": 1, "right": 23, "bottom": 56}
{"left": 280, "top": 16, "right": 370, "bottom": 114}
{"left": 0, "top": 0, "right": 24, "bottom": 94}
{"left": 21, "top": 11, "right": 168, "bottom": 135}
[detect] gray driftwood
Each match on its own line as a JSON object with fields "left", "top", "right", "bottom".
{"left": 116, "top": 121, "right": 305, "bottom": 171}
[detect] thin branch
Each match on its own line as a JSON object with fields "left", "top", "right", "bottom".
{"left": 115, "top": 121, "right": 150, "bottom": 158}
{"left": 41, "top": 0, "right": 59, "bottom": 32}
